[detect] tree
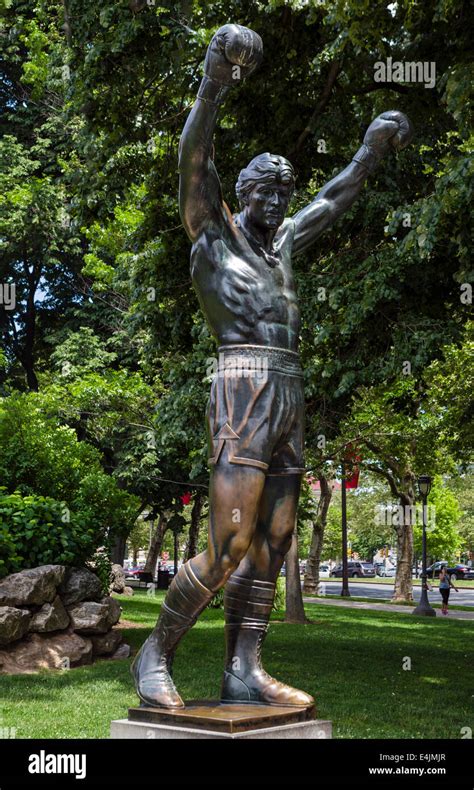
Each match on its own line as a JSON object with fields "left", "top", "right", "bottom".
{"left": 413, "top": 477, "right": 462, "bottom": 563}
{"left": 144, "top": 515, "right": 169, "bottom": 575}
{"left": 339, "top": 378, "right": 452, "bottom": 601}
{"left": 303, "top": 476, "right": 333, "bottom": 595}
{"left": 285, "top": 529, "right": 308, "bottom": 624}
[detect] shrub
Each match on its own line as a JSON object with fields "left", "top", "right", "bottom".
{"left": 273, "top": 576, "right": 286, "bottom": 611}
{"left": 0, "top": 488, "right": 95, "bottom": 578}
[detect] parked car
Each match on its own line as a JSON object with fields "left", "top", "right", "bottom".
{"left": 319, "top": 564, "right": 330, "bottom": 578}
{"left": 425, "top": 561, "right": 474, "bottom": 581}
{"left": 124, "top": 567, "right": 142, "bottom": 578}
{"left": 330, "top": 561, "right": 376, "bottom": 578}
{"left": 375, "top": 563, "right": 396, "bottom": 577}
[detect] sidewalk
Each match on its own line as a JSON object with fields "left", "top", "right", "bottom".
{"left": 303, "top": 596, "right": 474, "bottom": 621}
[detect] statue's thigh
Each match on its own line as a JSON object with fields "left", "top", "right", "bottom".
{"left": 258, "top": 474, "right": 302, "bottom": 552}
{"left": 207, "top": 449, "right": 267, "bottom": 561}
{"left": 233, "top": 473, "right": 302, "bottom": 579}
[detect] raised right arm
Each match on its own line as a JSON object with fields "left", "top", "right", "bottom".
{"left": 178, "top": 82, "right": 227, "bottom": 242}
{"left": 178, "top": 25, "right": 263, "bottom": 243}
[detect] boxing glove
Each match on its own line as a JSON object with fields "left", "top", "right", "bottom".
{"left": 353, "top": 110, "right": 413, "bottom": 171}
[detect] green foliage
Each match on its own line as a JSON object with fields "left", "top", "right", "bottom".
{"left": 414, "top": 477, "right": 462, "bottom": 560}
{"left": 0, "top": 392, "right": 140, "bottom": 569}
{"left": 425, "top": 322, "right": 474, "bottom": 468}
{"left": 0, "top": 488, "right": 94, "bottom": 578}
{"left": 88, "top": 550, "right": 113, "bottom": 597}
{"left": 0, "top": 391, "right": 105, "bottom": 502}
{"left": 1, "top": 0, "right": 472, "bottom": 571}
{"left": 207, "top": 587, "right": 224, "bottom": 609}
{"left": 273, "top": 576, "right": 286, "bottom": 611}
{"left": 128, "top": 519, "right": 152, "bottom": 559}
{"left": 49, "top": 327, "right": 118, "bottom": 378}
{"left": 447, "top": 474, "right": 474, "bottom": 556}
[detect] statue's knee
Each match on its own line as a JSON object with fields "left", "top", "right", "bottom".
{"left": 270, "top": 531, "right": 293, "bottom": 559}
{"left": 219, "top": 535, "right": 250, "bottom": 575}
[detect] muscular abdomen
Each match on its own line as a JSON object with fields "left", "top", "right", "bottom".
{"left": 191, "top": 232, "right": 301, "bottom": 351}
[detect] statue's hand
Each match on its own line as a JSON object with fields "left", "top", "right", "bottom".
{"left": 203, "top": 24, "right": 263, "bottom": 87}
{"left": 364, "top": 111, "right": 414, "bottom": 157}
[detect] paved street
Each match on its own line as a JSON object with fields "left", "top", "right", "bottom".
{"left": 303, "top": 595, "right": 474, "bottom": 620}
{"left": 318, "top": 580, "right": 474, "bottom": 607}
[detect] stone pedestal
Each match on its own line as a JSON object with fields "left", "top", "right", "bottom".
{"left": 110, "top": 701, "right": 332, "bottom": 740}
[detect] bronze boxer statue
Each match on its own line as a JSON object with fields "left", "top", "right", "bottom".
{"left": 132, "top": 24, "right": 413, "bottom": 708}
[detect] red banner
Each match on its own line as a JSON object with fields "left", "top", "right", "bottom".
{"left": 345, "top": 469, "right": 360, "bottom": 489}
{"left": 344, "top": 444, "right": 362, "bottom": 489}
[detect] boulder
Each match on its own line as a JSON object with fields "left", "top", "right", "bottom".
{"left": 29, "top": 596, "right": 70, "bottom": 633}
{"left": 122, "top": 586, "right": 134, "bottom": 597}
{"left": 0, "top": 566, "right": 66, "bottom": 607}
{"left": 110, "top": 643, "right": 131, "bottom": 660}
{"left": 67, "top": 597, "right": 121, "bottom": 635}
{"left": 90, "top": 629, "right": 123, "bottom": 656}
{"left": 0, "top": 629, "right": 93, "bottom": 674}
{"left": 58, "top": 567, "right": 102, "bottom": 606}
{"left": 0, "top": 607, "right": 31, "bottom": 646}
{"left": 109, "top": 564, "right": 126, "bottom": 594}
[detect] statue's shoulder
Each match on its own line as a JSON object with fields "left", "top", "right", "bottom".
{"left": 275, "top": 217, "right": 296, "bottom": 247}
{"left": 190, "top": 214, "right": 235, "bottom": 279}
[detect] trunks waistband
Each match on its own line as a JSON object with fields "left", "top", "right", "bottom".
{"left": 217, "top": 344, "right": 303, "bottom": 378}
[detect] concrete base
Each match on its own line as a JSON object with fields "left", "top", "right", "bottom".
{"left": 110, "top": 717, "right": 332, "bottom": 739}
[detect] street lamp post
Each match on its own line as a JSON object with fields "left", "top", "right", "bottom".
{"left": 413, "top": 475, "right": 436, "bottom": 617}
{"left": 340, "top": 462, "right": 350, "bottom": 597}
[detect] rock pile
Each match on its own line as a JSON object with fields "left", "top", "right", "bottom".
{"left": 0, "top": 565, "right": 130, "bottom": 674}
{"left": 109, "top": 564, "right": 134, "bottom": 596}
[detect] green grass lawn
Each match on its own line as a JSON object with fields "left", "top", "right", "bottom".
{"left": 0, "top": 591, "right": 471, "bottom": 739}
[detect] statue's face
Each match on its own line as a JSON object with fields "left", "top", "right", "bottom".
{"left": 246, "top": 180, "right": 291, "bottom": 230}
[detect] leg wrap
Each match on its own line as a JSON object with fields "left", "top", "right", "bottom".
{"left": 221, "top": 573, "right": 314, "bottom": 707}
{"left": 131, "top": 561, "right": 214, "bottom": 708}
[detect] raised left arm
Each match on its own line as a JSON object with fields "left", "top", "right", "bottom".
{"left": 292, "top": 111, "right": 413, "bottom": 256}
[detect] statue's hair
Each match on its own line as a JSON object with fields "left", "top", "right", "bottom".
{"left": 235, "top": 153, "right": 295, "bottom": 209}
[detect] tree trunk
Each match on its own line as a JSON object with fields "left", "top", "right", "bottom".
{"left": 285, "top": 529, "right": 308, "bottom": 623}
{"left": 185, "top": 494, "right": 203, "bottom": 561}
{"left": 303, "top": 476, "right": 332, "bottom": 595}
{"left": 20, "top": 269, "right": 39, "bottom": 392}
{"left": 144, "top": 515, "right": 168, "bottom": 575}
{"left": 111, "top": 534, "right": 127, "bottom": 566}
{"left": 392, "top": 489, "right": 415, "bottom": 602}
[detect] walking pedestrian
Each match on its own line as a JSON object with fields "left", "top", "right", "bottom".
{"left": 439, "top": 566, "right": 458, "bottom": 615}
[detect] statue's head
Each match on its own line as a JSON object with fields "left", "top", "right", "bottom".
{"left": 235, "top": 153, "right": 295, "bottom": 231}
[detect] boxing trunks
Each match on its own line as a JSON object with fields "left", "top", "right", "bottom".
{"left": 207, "top": 344, "right": 305, "bottom": 476}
